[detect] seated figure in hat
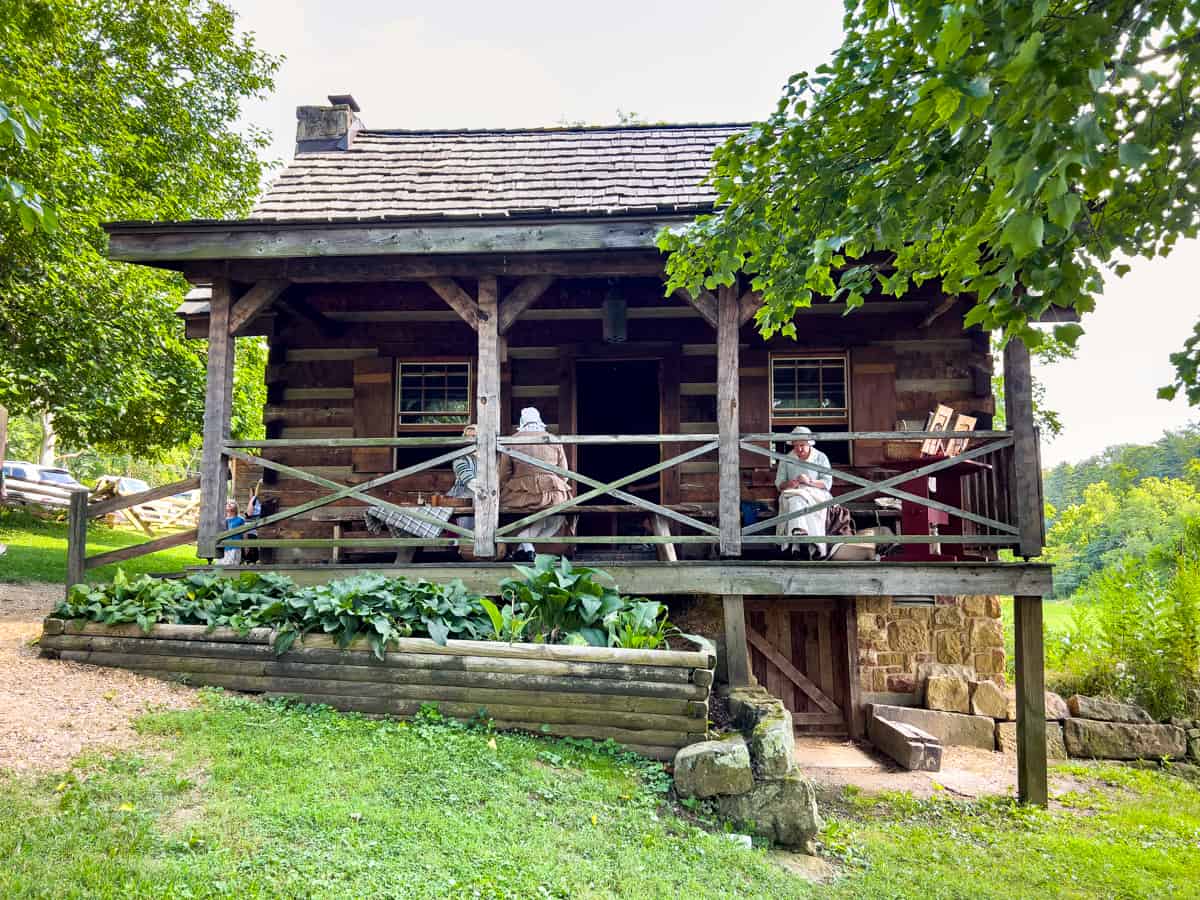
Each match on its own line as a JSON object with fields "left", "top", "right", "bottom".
{"left": 498, "top": 407, "right": 575, "bottom": 562}
{"left": 775, "top": 425, "right": 834, "bottom": 558}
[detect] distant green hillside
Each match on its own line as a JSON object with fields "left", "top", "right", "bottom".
{"left": 1043, "top": 423, "right": 1200, "bottom": 521}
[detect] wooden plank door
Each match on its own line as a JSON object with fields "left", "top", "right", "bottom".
{"left": 745, "top": 599, "right": 850, "bottom": 734}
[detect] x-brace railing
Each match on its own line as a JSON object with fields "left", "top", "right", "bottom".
{"left": 494, "top": 440, "right": 721, "bottom": 540}
{"left": 216, "top": 444, "right": 477, "bottom": 547}
{"left": 739, "top": 437, "right": 1019, "bottom": 540}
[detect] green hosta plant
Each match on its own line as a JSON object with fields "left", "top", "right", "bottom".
{"left": 479, "top": 598, "right": 529, "bottom": 643}
{"left": 499, "top": 555, "right": 623, "bottom": 647}
{"left": 605, "top": 600, "right": 674, "bottom": 650}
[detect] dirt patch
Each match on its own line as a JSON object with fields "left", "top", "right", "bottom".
{"left": 0, "top": 581, "right": 196, "bottom": 774}
{"left": 800, "top": 736, "right": 1104, "bottom": 806}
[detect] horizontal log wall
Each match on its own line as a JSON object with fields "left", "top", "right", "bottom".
{"left": 40, "top": 619, "right": 714, "bottom": 760}
{"left": 241, "top": 277, "right": 995, "bottom": 560}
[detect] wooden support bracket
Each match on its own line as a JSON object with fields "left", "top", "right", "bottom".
{"left": 428, "top": 277, "right": 486, "bottom": 330}
{"left": 737, "top": 290, "right": 762, "bottom": 327}
{"left": 672, "top": 288, "right": 719, "bottom": 329}
{"left": 229, "top": 280, "right": 289, "bottom": 336}
{"left": 498, "top": 276, "right": 555, "bottom": 334}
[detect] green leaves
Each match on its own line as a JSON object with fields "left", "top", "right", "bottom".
{"left": 660, "top": 0, "right": 1200, "bottom": 401}
{"left": 1000, "top": 212, "right": 1044, "bottom": 258}
{"left": 55, "top": 557, "right": 680, "bottom": 660}
{"left": 0, "top": 0, "right": 278, "bottom": 453}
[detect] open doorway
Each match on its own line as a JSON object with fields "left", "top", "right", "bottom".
{"left": 575, "top": 359, "right": 660, "bottom": 504}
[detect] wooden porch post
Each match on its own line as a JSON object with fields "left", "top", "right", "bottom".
{"left": 717, "top": 285, "right": 741, "bottom": 556}
{"left": 474, "top": 276, "right": 500, "bottom": 558}
{"left": 1014, "top": 594, "right": 1048, "bottom": 805}
{"left": 197, "top": 278, "right": 235, "bottom": 560}
{"left": 65, "top": 489, "right": 88, "bottom": 595}
{"left": 1003, "top": 338, "right": 1043, "bottom": 559}
{"left": 722, "top": 594, "right": 753, "bottom": 687}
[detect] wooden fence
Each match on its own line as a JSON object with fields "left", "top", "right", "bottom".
{"left": 40, "top": 618, "right": 715, "bottom": 760}
{"left": 65, "top": 476, "right": 201, "bottom": 592}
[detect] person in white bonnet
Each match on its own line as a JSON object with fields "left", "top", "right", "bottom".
{"left": 498, "top": 407, "right": 574, "bottom": 561}
{"left": 775, "top": 425, "right": 834, "bottom": 558}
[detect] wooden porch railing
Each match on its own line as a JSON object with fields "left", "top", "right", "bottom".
{"left": 65, "top": 476, "right": 201, "bottom": 596}
{"left": 66, "top": 430, "right": 1037, "bottom": 573}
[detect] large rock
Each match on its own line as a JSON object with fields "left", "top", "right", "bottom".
{"left": 1188, "top": 730, "right": 1200, "bottom": 764}
{"left": 1067, "top": 695, "right": 1153, "bottom": 724}
{"left": 750, "top": 705, "right": 796, "bottom": 778}
{"left": 925, "top": 674, "right": 970, "bottom": 713}
{"left": 869, "top": 704, "right": 995, "bottom": 750}
{"left": 717, "top": 773, "right": 822, "bottom": 852}
{"left": 868, "top": 714, "right": 942, "bottom": 771}
{"left": 995, "top": 721, "right": 1067, "bottom": 759}
{"left": 674, "top": 735, "right": 754, "bottom": 799}
{"left": 1063, "top": 719, "right": 1186, "bottom": 760}
{"left": 1044, "top": 691, "right": 1070, "bottom": 720}
{"left": 970, "top": 680, "right": 1010, "bottom": 719}
{"left": 1001, "top": 689, "right": 1070, "bottom": 721}
{"left": 916, "top": 663, "right": 973, "bottom": 699}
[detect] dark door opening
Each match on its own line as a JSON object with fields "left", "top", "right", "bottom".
{"left": 575, "top": 359, "right": 660, "bottom": 506}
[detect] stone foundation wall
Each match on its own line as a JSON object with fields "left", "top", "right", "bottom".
{"left": 857, "top": 595, "right": 1005, "bottom": 696}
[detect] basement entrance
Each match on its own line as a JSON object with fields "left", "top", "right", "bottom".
{"left": 745, "top": 598, "right": 855, "bottom": 736}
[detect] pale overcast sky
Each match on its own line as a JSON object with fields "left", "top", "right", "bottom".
{"left": 229, "top": 0, "right": 1198, "bottom": 466}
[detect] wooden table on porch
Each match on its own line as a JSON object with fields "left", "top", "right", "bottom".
{"left": 874, "top": 456, "right": 992, "bottom": 562}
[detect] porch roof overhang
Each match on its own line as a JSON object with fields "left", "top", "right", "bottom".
{"left": 102, "top": 208, "right": 704, "bottom": 271}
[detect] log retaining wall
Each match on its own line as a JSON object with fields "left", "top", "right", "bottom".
{"left": 40, "top": 619, "right": 714, "bottom": 760}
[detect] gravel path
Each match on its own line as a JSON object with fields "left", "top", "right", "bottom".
{"left": 0, "top": 582, "right": 196, "bottom": 773}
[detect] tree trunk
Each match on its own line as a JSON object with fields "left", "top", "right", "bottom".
{"left": 0, "top": 404, "right": 8, "bottom": 501}
{"left": 39, "top": 410, "right": 56, "bottom": 467}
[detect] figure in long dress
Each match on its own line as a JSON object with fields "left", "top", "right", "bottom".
{"left": 775, "top": 425, "right": 835, "bottom": 558}
{"left": 499, "top": 407, "right": 574, "bottom": 562}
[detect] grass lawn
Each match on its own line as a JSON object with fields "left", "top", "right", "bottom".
{"left": 2, "top": 692, "right": 1198, "bottom": 899}
{"left": 0, "top": 507, "right": 202, "bottom": 585}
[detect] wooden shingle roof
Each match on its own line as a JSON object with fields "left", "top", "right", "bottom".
{"left": 250, "top": 124, "right": 745, "bottom": 222}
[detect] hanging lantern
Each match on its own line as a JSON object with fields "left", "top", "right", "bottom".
{"left": 602, "top": 283, "right": 627, "bottom": 343}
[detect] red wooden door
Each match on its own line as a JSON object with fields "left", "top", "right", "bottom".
{"left": 745, "top": 599, "right": 852, "bottom": 734}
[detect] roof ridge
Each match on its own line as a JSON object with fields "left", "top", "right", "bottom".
{"left": 358, "top": 122, "right": 749, "bottom": 137}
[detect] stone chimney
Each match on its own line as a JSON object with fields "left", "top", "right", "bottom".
{"left": 295, "top": 94, "right": 362, "bottom": 153}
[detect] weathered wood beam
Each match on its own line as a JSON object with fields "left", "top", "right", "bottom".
{"left": 1014, "top": 594, "right": 1048, "bottom": 806}
{"left": 844, "top": 599, "right": 864, "bottom": 738}
{"left": 498, "top": 276, "right": 555, "bottom": 334}
{"left": 88, "top": 476, "right": 201, "bottom": 519}
{"left": 180, "top": 253, "right": 668, "bottom": 283}
{"left": 427, "top": 277, "right": 484, "bottom": 330}
{"left": 722, "top": 595, "right": 753, "bottom": 687}
{"left": 475, "top": 276, "right": 500, "bottom": 557}
{"left": 672, "top": 288, "right": 719, "bottom": 329}
{"left": 737, "top": 290, "right": 762, "bottom": 327}
{"left": 1003, "top": 338, "right": 1044, "bottom": 558}
{"left": 717, "top": 285, "right": 741, "bottom": 556}
{"left": 106, "top": 216, "right": 686, "bottom": 263}
{"left": 920, "top": 295, "right": 958, "bottom": 329}
{"left": 66, "top": 490, "right": 88, "bottom": 595}
{"left": 85, "top": 528, "right": 199, "bottom": 571}
{"left": 203, "top": 560, "right": 1054, "bottom": 596}
{"left": 228, "top": 279, "right": 289, "bottom": 335}
{"left": 278, "top": 294, "right": 343, "bottom": 337}
{"left": 197, "top": 278, "right": 235, "bottom": 559}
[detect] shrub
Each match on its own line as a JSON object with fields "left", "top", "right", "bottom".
{"left": 1048, "top": 522, "right": 1200, "bottom": 719}
{"left": 55, "top": 556, "right": 687, "bottom": 658}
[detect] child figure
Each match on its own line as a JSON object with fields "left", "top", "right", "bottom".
{"left": 220, "top": 499, "right": 245, "bottom": 565}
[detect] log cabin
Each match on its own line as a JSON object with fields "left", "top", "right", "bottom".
{"left": 99, "top": 95, "right": 1055, "bottom": 802}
